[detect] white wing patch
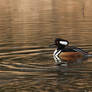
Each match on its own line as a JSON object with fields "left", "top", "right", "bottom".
{"left": 59, "top": 41, "right": 68, "bottom": 45}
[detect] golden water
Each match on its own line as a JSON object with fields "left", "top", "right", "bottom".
{"left": 0, "top": 0, "right": 92, "bottom": 92}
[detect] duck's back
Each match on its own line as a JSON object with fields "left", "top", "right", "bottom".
{"left": 59, "top": 46, "right": 88, "bottom": 61}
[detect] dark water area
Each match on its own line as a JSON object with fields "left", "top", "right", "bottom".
{"left": 0, "top": 0, "right": 92, "bottom": 92}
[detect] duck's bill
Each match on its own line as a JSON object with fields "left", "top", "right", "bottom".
{"left": 49, "top": 43, "right": 56, "bottom": 47}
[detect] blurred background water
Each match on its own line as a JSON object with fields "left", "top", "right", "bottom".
{"left": 0, "top": 0, "right": 92, "bottom": 92}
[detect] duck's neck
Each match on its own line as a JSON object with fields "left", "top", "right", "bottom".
{"left": 57, "top": 45, "right": 65, "bottom": 50}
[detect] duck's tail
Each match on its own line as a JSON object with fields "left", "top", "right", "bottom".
{"left": 87, "top": 54, "right": 92, "bottom": 57}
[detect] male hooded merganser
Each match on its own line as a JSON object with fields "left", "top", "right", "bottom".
{"left": 52, "top": 38, "right": 88, "bottom": 64}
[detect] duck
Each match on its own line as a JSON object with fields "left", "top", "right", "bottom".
{"left": 51, "top": 38, "right": 88, "bottom": 64}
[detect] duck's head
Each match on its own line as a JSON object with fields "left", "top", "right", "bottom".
{"left": 54, "top": 38, "right": 69, "bottom": 49}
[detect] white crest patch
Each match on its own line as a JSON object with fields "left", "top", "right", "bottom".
{"left": 59, "top": 41, "right": 68, "bottom": 45}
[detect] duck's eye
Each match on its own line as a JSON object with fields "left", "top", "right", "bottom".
{"left": 59, "top": 41, "right": 68, "bottom": 45}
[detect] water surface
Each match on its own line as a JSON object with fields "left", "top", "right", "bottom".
{"left": 0, "top": 0, "right": 92, "bottom": 92}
